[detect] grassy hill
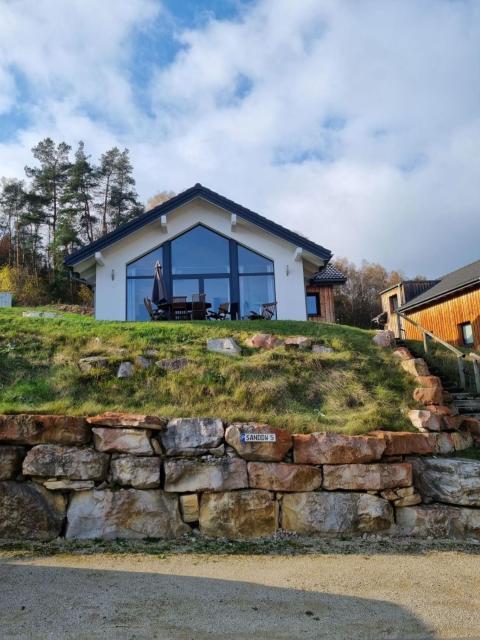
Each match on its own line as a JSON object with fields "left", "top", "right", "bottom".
{"left": 0, "top": 308, "right": 415, "bottom": 434}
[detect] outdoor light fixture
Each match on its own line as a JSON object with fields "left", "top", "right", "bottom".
{"left": 286, "top": 265, "right": 290, "bottom": 276}
{"left": 111, "top": 269, "right": 115, "bottom": 281}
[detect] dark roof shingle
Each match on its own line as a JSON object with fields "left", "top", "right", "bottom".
{"left": 310, "top": 264, "right": 347, "bottom": 285}
{"left": 399, "top": 259, "right": 480, "bottom": 312}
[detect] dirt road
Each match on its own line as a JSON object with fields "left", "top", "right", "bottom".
{"left": 1, "top": 549, "right": 479, "bottom": 639}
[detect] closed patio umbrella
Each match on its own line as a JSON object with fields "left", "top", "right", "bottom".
{"left": 152, "top": 261, "right": 167, "bottom": 305}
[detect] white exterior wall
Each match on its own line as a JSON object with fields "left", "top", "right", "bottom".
{"left": 83, "top": 198, "right": 313, "bottom": 321}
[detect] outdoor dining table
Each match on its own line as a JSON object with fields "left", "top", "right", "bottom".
{"left": 156, "top": 300, "right": 212, "bottom": 316}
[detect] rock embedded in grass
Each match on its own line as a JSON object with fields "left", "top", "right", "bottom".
{"left": 284, "top": 336, "right": 312, "bottom": 350}
{"left": 312, "top": 345, "right": 333, "bottom": 354}
{"left": 206, "top": 337, "right": 241, "bottom": 356}
{"left": 408, "top": 409, "right": 443, "bottom": 432}
{"left": 400, "top": 358, "right": 430, "bottom": 377}
{"left": 293, "top": 432, "right": 386, "bottom": 465}
{"left": 160, "top": 418, "right": 224, "bottom": 457}
{"left": 92, "top": 427, "right": 154, "bottom": 456}
{"left": 78, "top": 356, "right": 109, "bottom": 372}
{"left": 156, "top": 358, "right": 189, "bottom": 371}
{"left": 0, "top": 481, "right": 66, "bottom": 541}
{"left": 413, "top": 386, "right": 444, "bottom": 405}
{"left": 22, "top": 445, "right": 109, "bottom": 481}
{"left": 199, "top": 490, "right": 278, "bottom": 539}
{"left": 117, "top": 361, "right": 134, "bottom": 378}
{"left": 225, "top": 423, "right": 293, "bottom": 462}
{"left": 245, "top": 334, "right": 284, "bottom": 349}
{"left": 65, "top": 489, "right": 189, "bottom": 539}
{"left": 372, "top": 330, "right": 395, "bottom": 348}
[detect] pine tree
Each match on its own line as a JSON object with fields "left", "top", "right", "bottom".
{"left": 0, "top": 178, "right": 27, "bottom": 267}
{"left": 62, "top": 141, "right": 98, "bottom": 244}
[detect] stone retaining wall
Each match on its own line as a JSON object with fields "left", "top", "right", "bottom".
{"left": 0, "top": 412, "right": 479, "bottom": 541}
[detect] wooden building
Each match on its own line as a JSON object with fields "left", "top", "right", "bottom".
{"left": 379, "top": 280, "right": 439, "bottom": 337}
{"left": 381, "top": 260, "right": 480, "bottom": 349}
{"left": 306, "top": 264, "right": 346, "bottom": 323}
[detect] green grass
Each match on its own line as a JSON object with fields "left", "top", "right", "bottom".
{"left": 0, "top": 307, "right": 415, "bottom": 434}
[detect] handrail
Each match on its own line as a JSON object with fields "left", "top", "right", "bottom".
{"left": 395, "top": 309, "right": 478, "bottom": 392}
{"left": 395, "top": 310, "right": 464, "bottom": 356}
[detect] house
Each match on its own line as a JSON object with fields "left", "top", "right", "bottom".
{"left": 380, "top": 259, "right": 480, "bottom": 348}
{"left": 65, "top": 183, "right": 345, "bottom": 322}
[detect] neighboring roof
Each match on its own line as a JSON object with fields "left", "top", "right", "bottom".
{"left": 65, "top": 183, "right": 332, "bottom": 266}
{"left": 310, "top": 263, "right": 347, "bottom": 285}
{"left": 399, "top": 259, "right": 480, "bottom": 312}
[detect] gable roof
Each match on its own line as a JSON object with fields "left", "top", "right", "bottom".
{"left": 399, "top": 259, "right": 480, "bottom": 312}
{"left": 65, "top": 183, "right": 332, "bottom": 267}
{"left": 310, "top": 263, "right": 346, "bottom": 285}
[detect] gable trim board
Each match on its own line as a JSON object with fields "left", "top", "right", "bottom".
{"left": 65, "top": 183, "right": 332, "bottom": 268}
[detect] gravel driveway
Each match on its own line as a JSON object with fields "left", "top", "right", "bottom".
{"left": 1, "top": 549, "right": 479, "bottom": 639}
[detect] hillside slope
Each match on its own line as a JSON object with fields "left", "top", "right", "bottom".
{"left": 0, "top": 308, "right": 415, "bottom": 434}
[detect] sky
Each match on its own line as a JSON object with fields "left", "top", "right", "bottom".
{"left": 0, "top": 0, "right": 479, "bottom": 277}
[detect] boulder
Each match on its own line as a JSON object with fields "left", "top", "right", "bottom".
{"left": 0, "top": 414, "right": 90, "bottom": 445}
{"left": 87, "top": 412, "right": 166, "bottom": 430}
{"left": 42, "top": 479, "right": 95, "bottom": 491}
{"left": 429, "top": 404, "right": 459, "bottom": 417}
{"left": 110, "top": 456, "right": 161, "bottom": 489}
{"left": 78, "top": 356, "right": 109, "bottom": 372}
{"left": 199, "top": 490, "right": 278, "bottom": 539}
{"left": 247, "top": 462, "right": 322, "bottom": 492}
{"left": 92, "top": 427, "right": 154, "bottom": 455}
{"left": 461, "top": 416, "right": 480, "bottom": 436}
{"left": 409, "top": 456, "right": 480, "bottom": 507}
{"left": 23, "top": 445, "right": 109, "bottom": 480}
{"left": 0, "top": 446, "right": 25, "bottom": 480}
{"left": 371, "top": 431, "right": 435, "bottom": 456}
{"left": 0, "top": 481, "right": 66, "bottom": 540}
{"left": 160, "top": 418, "right": 224, "bottom": 456}
{"left": 416, "top": 375, "right": 442, "bottom": 389}
{"left": 164, "top": 457, "right": 248, "bottom": 493}
{"left": 413, "top": 386, "right": 444, "bottom": 405}
{"left": 372, "top": 330, "right": 395, "bottom": 348}
{"left": 322, "top": 463, "right": 412, "bottom": 491}
{"left": 393, "top": 504, "right": 480, "bottom": 539}
{"left": 245, "top": 334, "right": 284, "bottom": 349}
{"left": 156, "top": 358, "right": 189, "bottom": 371}
{"left": 180, "top": 494, "right": 199, "bottom": 523}
{"left": 281, "top": 492, "right": 393, "bottom": 535}
{"left": 400, "top": 358, "right": 430, "bottom": 377}
{"left": 65, "top": 489, "right": 189, "bottom": 539}
{"left": 225, "top": 423, "right": 292, "bottom": 461}
{"left": 284, "top": 336, "right": 312, "bottom": 350}
{"left": 451, "top": 431, "right": 473, "bottom": 451}
{"left": 117, "top": 361, "right": 134, "bottom": 378}
{"left": 380, "top": 486, "right": 421, "bottom": 507}
{"left": 434, "top": 432, "right": 456, "bottom": 455}
{"left": 407, "top": 409, "right": 443, "bottom": 432}
{"left": 293, "top": 432, "right": 385, "bottom": 465}
{"left": 393, "top": 493, "right": 422, "bottom": 507}
{"left": 312, "top": 345, "right": 334, "bottom": 354}
{"left": 442, "top": 416, "right": 463, "bottom": 431}
{"left": 392, "top": 348, "right": 413, "bottom": 361}
{"left": 206, "top": 338, "right": 241, "bottom": 356}
{"left": 134, "top": 355, "right": 153, "bottom": 369}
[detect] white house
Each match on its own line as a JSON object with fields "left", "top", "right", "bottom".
{"left": 65, "top": 183, "right": 342, "bottom": 322}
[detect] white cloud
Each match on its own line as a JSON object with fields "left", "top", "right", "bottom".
{"left": 0, "top": 0, "right": 479, "bottom": 276}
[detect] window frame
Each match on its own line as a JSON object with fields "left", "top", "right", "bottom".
{"left": 306, "top": 292, "right": 320, "bottom": 317}
{"left": 460, "top": 321, "right": 474, "bottom": 347}
{"left": 125, "top": 224, "right": 276, "bottom": 321}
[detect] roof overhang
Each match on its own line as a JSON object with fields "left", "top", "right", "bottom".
{"left": 399, "top": 279, "right": 480, "bottom": 313}
{"left": 65, "top": 183, "right": 332, "bottom": 267}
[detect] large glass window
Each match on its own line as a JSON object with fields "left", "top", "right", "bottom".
{"left": 238, "top": 245, "right": 273, "bottom": 274}
{"left": 172, "top": 279, "right": 200, "bottom": 300}
{"left": 171, "top": 226, "right": 230, "bottom": 275}
{"left": 126, "top": 245, "right": 163, "bottom": 320}
{"left": 204, "top": 278, "right": 230, "bottom": 309}
{"left": 239, "top": 274, "right": 276, "bottom": 318}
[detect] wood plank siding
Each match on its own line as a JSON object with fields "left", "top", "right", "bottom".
{"left": 306, "top": 285, "right": 336, "bottom": 323}
{"left": 403, "top": 285, "right": 480, "bottom": 349}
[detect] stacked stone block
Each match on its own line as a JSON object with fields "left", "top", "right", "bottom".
{"left": 0, "top": 412, "right": 479, "bottom": 541}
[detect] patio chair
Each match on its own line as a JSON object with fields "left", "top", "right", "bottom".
{"left": 143, "top": 297, "right": 168, "bottom": 321}
{"left": 245, "top": 302, "right": 277, "bottom": 320}
{"left": 207, "top": 302, "right": 231, "bottom": 320}
{"left": 171, "top": 296, "right": 189, "bottom": 321}
{"left": 191, "top": 293, "right": 207, "bottom": 320}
